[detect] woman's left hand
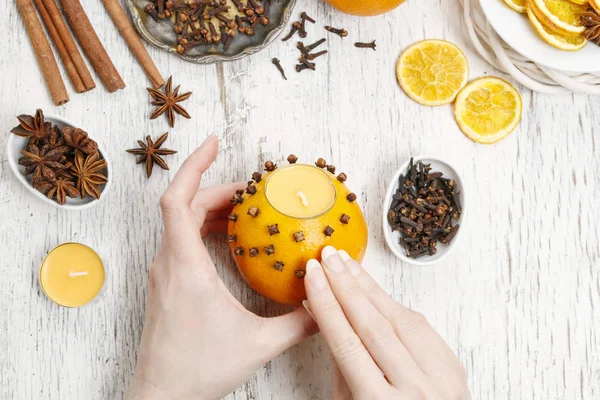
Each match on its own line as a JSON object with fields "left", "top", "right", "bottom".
{"left": 126, "top": 135, "right": 317, "bottom": 400}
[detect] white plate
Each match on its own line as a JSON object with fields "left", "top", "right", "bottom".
{"left": 382, "top": 156, "right": 466, "bottom": 267}
{"left": 6, "top": 114, "right": 112, "bottom": 211}
{"left": 480, "top": 0, "right": 600, "bottom": 72}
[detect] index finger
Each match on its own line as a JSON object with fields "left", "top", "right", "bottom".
{"left": 304, "top": 259, "right": 389, "bottom": 396}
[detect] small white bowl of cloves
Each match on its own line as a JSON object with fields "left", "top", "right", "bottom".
{"left": 6, "top": 110, "right": 112, "bottom": 210}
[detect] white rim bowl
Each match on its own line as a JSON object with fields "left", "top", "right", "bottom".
{"left": 6, "top": 114, "right": 112, "bottom": 211}
{"left": 382, "top": 155, "right": 466, "bottom": 266}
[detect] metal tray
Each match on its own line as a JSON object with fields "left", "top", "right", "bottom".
{"left": 125, "top": 0, "right": 296, "bottom": 64}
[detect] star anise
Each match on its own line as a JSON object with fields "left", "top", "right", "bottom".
{"left": 10, "top": 109, "right": 53, "bottom": 145}
{"left": 147, "top": 76, "right": 192, "bottom": 128}
{"left": 43, "top": 177, "right": 80, "bottom": 205}
{"left": 126, "top": 133, "right": 177, "bottom": 178}
{"left": 582, "top": 10, "right": 600, "bottom": 44}
{"left": 18, "top": 145, "right": 65, "bottom": 183}
{"left": 70, "top": 151, "right": 108, "bottom": 199}
{"left": 62, "top": 127, "right": 98, "bottom": 154}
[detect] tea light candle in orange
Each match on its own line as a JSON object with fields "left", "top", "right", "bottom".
{"left": 39, "top": 243, "right": 105, "bottom": 308}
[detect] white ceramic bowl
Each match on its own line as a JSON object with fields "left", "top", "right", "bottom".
{"left": 382, "top": 156, "right": 466, "bottom": 266}
{"left": 480, "top": 0, "right": 600, "bottom": 72}
{"left": 6, "top": 114, "right": 112, "bottom": 210}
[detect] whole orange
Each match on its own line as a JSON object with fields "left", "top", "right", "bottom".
{"left": 325, "top": 0, "right": 406, "bottom": 16}
{"left": 227, "top": 160, "right": 368, "bottom": 305}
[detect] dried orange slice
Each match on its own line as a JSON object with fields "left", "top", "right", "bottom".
{"left": 454, "top": 77, "right": 522, "bottom": 144}
{"left": 396, "top": 40, "right": 469, "bottom": 106}
{"left": 502, "top": 0, "right": 527, "bottom": 13}
{"left": 530, "top": 0, "right": 587, "bottom": 36}
{"left": 527, "top": 4, "right": 587, "bottom": 50}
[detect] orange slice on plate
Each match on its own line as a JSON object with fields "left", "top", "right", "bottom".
{"left": 502, "top": 0, "right": 527, "bottom": 13}
{"left": 527, "top": 4, "right": 587, "bottom": 50}
{"left": 530, "top": 0, "right": 588, "bottom": 36}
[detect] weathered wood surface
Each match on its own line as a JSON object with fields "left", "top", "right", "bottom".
{"left": 0, "top": 0, "right": 598, "bottom": 399}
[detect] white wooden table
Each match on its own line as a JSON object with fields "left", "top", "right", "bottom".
{"left": 1, "top": 0, "right": 599, "bottom": 398}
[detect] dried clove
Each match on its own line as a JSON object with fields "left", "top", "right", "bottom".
{"left": 307, "top": 50, "right": 328, "bottom": 60}
{"left": 226, "top": 234, "right": 236, "bottom": 243}
{"left": 272, "top": 58, "right": 287, "bottom": 80}
{"left": 234, "top": 247, "right": 244, "bottom": 256}
{"left": 355, "top": 40, "right": 377, "bottom": 50}
{"left": 325, "top": 26, "right": 348, "bottom": 38}
{"left": 296, "top": 64, "right": 310, "bottom": 73}
{"left": 247, "top": 206, "right": 260, "bottom": 217}
{"left": 346, "top": 193, "right": 357, "bottom": 202}
{"left": 315, "top": 158, "right": 327, "bottom": 168}
{"left": 326, "top": 165, "right": 336, "bottom": 174}
{"left": 230, "top": 193, "right": 243, "bottom": 204}
{"left": 294, "top": 231, "right": 305, "bottom": 242}
{"left": 268, "top": 224, "right": 280, "bottom": 235}
{"left": 282, "top": 21, "right": 301, "bottom": 41}
{"left": 337, "top": 173, "right": 347, "bottom": 182}
{"left": 273, "top": 261, "right": 285, "bottom": 271}
{"left": 295, "top": 269, "right": 306, "bottom": 278}
{"left": 287, "top": 154, "right": 298, "bottom": 164}
{"left": 249, "top": 247, "right": 259, "bottom": 257}
{"left": 252, "top": 171, "right": 262, "bottom": 182}
{"left": 264, "top": 160, "right": 276, "bottom": 171}
{"left": 324, "top": 226, "right": 335, "bottom": 236}
{"left": 306, "top": 38, "right": 326, "bottom": 52}
{"left": 228, "top": 213, "right": 238, "bottom": 222}
{"left": 246, "top": 185, "right": 257, "bottom": 195}
{"left": 340, "top": 214, "right": 350, "bottom": 224}
{"left": 264, "top": 244, "right": 275, "bottom": 255}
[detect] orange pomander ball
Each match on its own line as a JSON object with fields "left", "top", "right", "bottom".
{"left": 227, "top": 157, "right": 368, "bottom": 305}
{"left": 325, "top": 0, "right": 406, "bottom": 16}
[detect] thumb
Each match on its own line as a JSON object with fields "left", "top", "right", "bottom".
{"left": 258, "top": 307, "right": 319, "bottom": 359}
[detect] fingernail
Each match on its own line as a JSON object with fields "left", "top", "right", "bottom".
{"left": 306, "top": 259, "right": 326, "bottom": 290}
{"left": 201, "top": 134, "right": 217, "bottom": 146}
{"left": 338, "top": 250, "right": 361, "bottom": 276}
{"left": 302, "top": 300, "right": 315, "bottom": 320}
{"left": 321, "top": 246, "right": 344, "bottom": 273}
{"left": 338, "top": 250, "right": 351, "bottom": 261}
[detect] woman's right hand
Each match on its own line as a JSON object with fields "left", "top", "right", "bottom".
{"left": 304, "top": 246, "right": 470, "bottom": 400}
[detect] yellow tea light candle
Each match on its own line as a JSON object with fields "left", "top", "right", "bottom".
{"left": 40, "top": 243, "right": 105, "bottom": 308}
{"left": 228, "top": 156, "right": 369, "bottom": 305}
{"left": 265, "top": 165, "right": 336, "bottom": 218}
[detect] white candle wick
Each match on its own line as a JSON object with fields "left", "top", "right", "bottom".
{"left": 296, "top": 191, "right": 309, "bottom": 207}
{"left": 69, "top": 271, "right": 89, "bottom": 278}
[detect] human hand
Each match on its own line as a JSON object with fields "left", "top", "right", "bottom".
{"left": 126, "top": 136, "right": 317, "bottom": 400}
{"left": 304, "top": 246, "right": 469, "bottom": 400}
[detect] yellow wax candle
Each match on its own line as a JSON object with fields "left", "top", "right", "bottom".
{"left": 39, "top": 243, "right": 105, "bottom": 308}
{"left": 265, "top": 165, "right": 337, "bottom": 218}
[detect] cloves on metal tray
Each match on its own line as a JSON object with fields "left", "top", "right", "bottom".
{"left": 387, "top": 158, "right": 462, "bottom": 259}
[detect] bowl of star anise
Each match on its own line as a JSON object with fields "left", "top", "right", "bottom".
{"left": 7, "top": 110, "right": 112, "bottom": 210}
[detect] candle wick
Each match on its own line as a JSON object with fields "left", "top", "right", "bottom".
{"left": 296, "top": 191, "right": 309, "bottom": 207}
{"left": 69, "top": 271, "right": 89, "bottom": 278}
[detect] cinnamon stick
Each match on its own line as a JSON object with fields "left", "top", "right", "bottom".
{"left": 33, "top": 0, "right": 84, "bottom": 92}
{"left": 41, "top": 0, "right": 95, "bottom": 91}
{"left": 16, "top": 0, "right": 69, "bottom": 105}
{"left": 58, "top": 0, "right": 125, "bottom": 92}
{"left": 101, "top": 0, "right": 164, "bottom": 89}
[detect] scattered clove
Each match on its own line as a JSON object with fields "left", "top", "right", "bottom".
{"left": 324, "top": 226, "right": 335, "bottom": 236}
{"left": 325, "top": 26, "right": 348, "bottom": 38}
{"left": 282, "top": 21, "right": 301, "bottom": 41}
{"left": 340, "top": 214, "right": 351, "bottom": 224}
{"left": 355, "top": 40, "right": 377, "bottom": 50}
{"left": 272, "top": 58, "right": 287, "bottom": 80}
